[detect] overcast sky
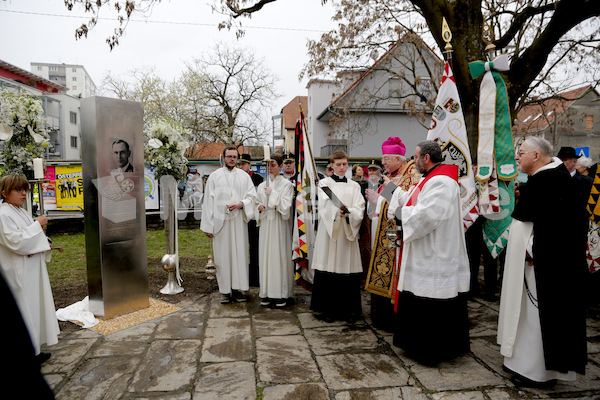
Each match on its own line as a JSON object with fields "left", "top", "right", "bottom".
{"left": 0, "top": 0, "right": 336, "bottom": 117}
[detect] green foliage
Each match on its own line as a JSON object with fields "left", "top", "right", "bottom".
{"left": 47, "top": 229, "right": 212, "bottom": 287}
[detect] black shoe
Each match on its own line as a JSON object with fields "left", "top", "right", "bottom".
{"left": 510, "top": 374, "right": 556, "bottom": 389}
{"left": 274, "top": 299, "right": 287, "bottom": 308}
{"left": 36, "top": 352, "right": 51, "bottom": 364}
{"left": 233, "top": 291, "right": 247, "bottom": 303}
{"left": 316, "top": 314, "right": 334, "bottom": 323}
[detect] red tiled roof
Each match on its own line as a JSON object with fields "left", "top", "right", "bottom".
{"left": 186, "top": 143, "right": 228, "bottom": 159}
{"left": 0, "top": 59, "right": 67, "bottom": 93}
{"left": 282, "top": 96, "right": 308, "bottom": 129}
{"left": 513, "top": 85, "right": 592, "bottom": 134}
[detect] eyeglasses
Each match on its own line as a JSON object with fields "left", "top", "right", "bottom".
{"left": 14, "top": 188, "right": 28, "bottom": 193}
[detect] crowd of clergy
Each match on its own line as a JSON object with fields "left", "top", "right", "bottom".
{"left": 0, "top": 135, "right": 592, "bottom": 395}
{"left": 199, "top": 136, "right": 591, "bottom": 389}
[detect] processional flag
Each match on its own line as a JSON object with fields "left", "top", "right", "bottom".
{"left": 427, "top": 61, "right": 478, "bottom": 230}
{"left": 291, "top": 110, "right": 317, "bottom": 290}
{"left": 469, "top": 53, "right": 517, "bottom": 258}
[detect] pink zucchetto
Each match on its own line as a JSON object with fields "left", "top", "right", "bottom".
{"left": 381, "top": 137, "right": 406, "bottom": 156}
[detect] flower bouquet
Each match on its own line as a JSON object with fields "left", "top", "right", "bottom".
{"left": 144, "top": 118, "right": 189, "bottom": 182}
{"left": 0, "top": 90, "right": 51, "bottom": 177}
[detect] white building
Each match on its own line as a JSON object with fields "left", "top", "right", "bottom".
{"left": 31, "top": 62, "right": 97, "bottom": 98}
{"left": 306, "top": 37, "right": 442, "bottom": 158}
{"left": 1, "top": 59, "right": 81, "bottom": 160}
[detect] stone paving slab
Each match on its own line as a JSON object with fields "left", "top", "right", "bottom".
{"left": 154, "top": 311, "right": 204, "bottom": 339}
{"left": 303, "top": 324, "right": 380, "bottom": 355}
{"left": 103, "top": 320, "right": 158, "bottom": 342}
{"left": 431, "top": 391, "right": 486, "bottom": 400}
{"left": 262, "top": 383, "right": 329, "bottom": 400}
{"left": 297, "top": 312, "right": 347, "bottom": 329}
{"left": 41, "top": 338, "right": 97, "bottom": 374}
{"left": 201, "top": 317, "right": 253, "bottom": 362}
{"left": 195, "top": 361, "right": 256, "bottom": 400}
{"left": 335, "top": 386, "right": 429, "bottom": 400}
{"left": 128, "top": 339, "right": 201, "bottom": 393}
{"left": 256, "top": 334, "right": 322, "bottom": 383}
{"left": 55, "top": 355, "right": 140, "bottom": 400}
{"left": 316, "top": 353, "right": 409, "bottom": 391}
{"left": 408, "top": 355, "right": 506, "bottom": 391}
{"left": 208, "top": 293, "right": 250, "bottom": 318}
{"left": 86, "top": 339, "right": 148, "bottom": 358}
{"left": 253, "top": 311, "right": 301, "bottom": 337}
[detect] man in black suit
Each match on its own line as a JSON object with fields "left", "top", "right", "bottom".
{"left": 112, "top": 139, "right": 133, "bottom": 172}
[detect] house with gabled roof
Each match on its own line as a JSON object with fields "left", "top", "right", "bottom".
{"left": 306, "top": 36, "right": 443, "bottom": 158}
{"left": 280, "top": 96, "right": 308, "bottom": 154}
{"left": 513, "top": 85, "right": 600, "bottom": 159}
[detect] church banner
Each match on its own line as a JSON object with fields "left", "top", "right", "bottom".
{"left": 427, "top": 62, "right": 478, "bottom": 230}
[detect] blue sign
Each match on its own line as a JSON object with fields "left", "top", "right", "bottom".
{"left": 575, "top": 146, "right": 590, "bottom": 158}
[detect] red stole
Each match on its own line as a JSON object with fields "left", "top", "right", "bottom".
{"left": 393, "top": 164, "right": 459, "bottom": 311}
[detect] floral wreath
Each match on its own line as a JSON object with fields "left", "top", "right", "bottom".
{"left": 144, "top": 118, "right": 189, "bottom": 182}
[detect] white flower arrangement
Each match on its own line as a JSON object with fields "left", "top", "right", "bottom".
{"left": 0, "top": 90, "right": 51, "bottom": 177}
{"left": 144, "top": 119, "right": 190, "bottom": 182}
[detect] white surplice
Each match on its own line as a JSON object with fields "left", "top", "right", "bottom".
{"left": 0, "top": 201, "right": 59, "bottom": 354}
{"left": 388, "top": 174, "right": 470, "bottom": 299}
{"left": 256, "top": 175, "right": 294, "bottom": 299}
{"left": 201, "top": 167, "right": 257, "bottom": 294}
{"left": 312, "top": 178, "right": 365, "bottom": 274}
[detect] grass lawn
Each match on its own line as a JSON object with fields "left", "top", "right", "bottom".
{"left": 48, "top": 229, "right": 212, "bottom": 287}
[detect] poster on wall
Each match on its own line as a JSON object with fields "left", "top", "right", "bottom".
{"left": 42, "top": 166, "right": 57, "bottom": 211}
{"left": 144, "top": 165, "right": 159, "bottom": 210}
{"left": 55, "top": 165, "right": 84, "bottom": 210}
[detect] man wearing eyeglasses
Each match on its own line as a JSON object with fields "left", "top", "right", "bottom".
{"left": 499, "top": 137, "right": 587, "bottom": 388}
{"left": 201, "top": 145, "right": 258, "bottom": 304}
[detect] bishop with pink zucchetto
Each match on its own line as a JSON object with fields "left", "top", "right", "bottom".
{"left": 363, "top": 136, "right": 420, "bottom": 332}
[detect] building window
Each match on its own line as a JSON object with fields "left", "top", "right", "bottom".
{"left": 37, "top": 66, "right": 42, "bottom": 71}
{"left": 70, "top": 136, "right": 78, "bottom": 148}
{"left": 70, "top": 111, "right": 77, "bottom": 124}
{"left": 72, "top": 77, "right": 77, "bottom": 81}
{"left": 587, "top": 115, "right": 594, "bottom": 131}
{"left": 72, "top": 68, "right": 77, "bottom": 72}
{"left": 388, "top": 76, "right": 402, "bottom": 105}
{"left": 72, "top": 85, "right": 77, "bottom": 90}
{"left": 49, "top": 66, "right": 57, "bottom": 71}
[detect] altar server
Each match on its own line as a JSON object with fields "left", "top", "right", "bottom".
{"left": 311, "top": 150, "right": 365, "bottom": 322}
{"left": 256, "top": 154, "right": 295, "bottom": 307}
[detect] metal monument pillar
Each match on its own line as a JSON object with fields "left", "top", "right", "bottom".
{"left": 80, "top": 96, "right": 149, "bottom": 319}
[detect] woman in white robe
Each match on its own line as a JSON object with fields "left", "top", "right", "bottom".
{"left": 0, "top": 175, "right": 59, "bottom": 359}
{"left": 256, "top": 155, "right": 294, "bottom": 307}
{"left": 310, "top": 151, "right": 365, "bottom": 322}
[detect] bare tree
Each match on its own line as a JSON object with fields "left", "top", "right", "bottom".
{"left": 63, "top": 0, "right": 600, "bottom": 156}
{"left": 186, "top": 43, "right": 280, "bottom": 145}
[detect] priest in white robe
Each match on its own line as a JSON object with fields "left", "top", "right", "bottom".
{"left": 498, "top": 137, "right": 587, "bottom": 388}
{"left": 256, "top": 154, "right": 294, "bottom": 307}
{"left": 388, "top": 141, "right": 470, "bottom": 363}
{"left": 0, "top": 175, "right": 59, "bottom": 360}
{"left": 201, "top": 146, "right": 257, "bottom": 304}
{"left": 311, "top": 150, "right": 365, "bottom": 322}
